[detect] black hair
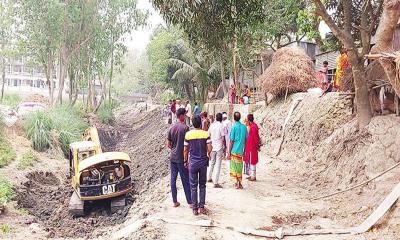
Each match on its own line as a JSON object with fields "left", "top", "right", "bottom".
{"left": 247, "top": 114, "right": 254, "bottom": 122}
{"left": 203, "top": 111, "right": 208, "bottom": 118}
{"left": 234, "top": 112, "right": 241, "bottom": 122}
{"left": 222, "top": 112, "right": 227, "bottom": 115}
{"left": 194, "top": 102, "right": 198, "bottom": 105}
{"left": 192, "top": 115, "right": 202, "bottom": 128}
{"left": 176, "top": 108, "right": 186, "bottom": 118}
{"left": 216, "top": 113, "right": 223, "bottom": 122}
{"left": 323, "top": 61, "right": 328, "bottom": 65}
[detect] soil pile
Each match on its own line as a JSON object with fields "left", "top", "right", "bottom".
{"left": 106, "top": 105, "right": 170, "bottom": 194}
{"left": 15, "top": 171, "right": 132, "bottom": 238}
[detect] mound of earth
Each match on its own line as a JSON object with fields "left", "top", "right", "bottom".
{"left": 16, "top": 171, "right": 133, "bottom": 238}
{"left": 99, "top": 104, "right": 170, "bottom": 194}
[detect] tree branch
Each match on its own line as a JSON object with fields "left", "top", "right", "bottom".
{"left": 311, "top": 0, "right": 353, "bottom": 46}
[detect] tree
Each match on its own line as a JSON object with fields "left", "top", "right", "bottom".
{"left": 19, "top": 0, "right": 64, "bottom": 105}
{"left": 0, "top": 0, "right": 17, "bottom": 101}
{"left": 370, "top": 0, "right": 400, "bottom": 95}
{"left": 311, "top": 0, "right": 383, "bottom": 128}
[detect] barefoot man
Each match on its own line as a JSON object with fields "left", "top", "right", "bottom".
{"left": 166, "top": 108, "right": 192, "bottom": 208}
{"left": 243, "top": 114, "right": 260, "bottom": 181}
{"left": 184, "top": 115, "right": 212, "bottom": 215}
{"left": 228, "top": 112, "right": 248, "bottom": 189}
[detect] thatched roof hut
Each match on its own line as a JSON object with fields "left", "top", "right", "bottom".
{"left": 258, "top": 47, "right": 318, "bottom": 97}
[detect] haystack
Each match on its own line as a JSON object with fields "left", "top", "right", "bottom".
{"left": 258, "top": 47, "right": 318, "bottom": 97}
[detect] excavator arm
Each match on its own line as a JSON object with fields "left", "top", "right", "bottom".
{"left": 82, "top": 127, "right": 103, "bottom": 153}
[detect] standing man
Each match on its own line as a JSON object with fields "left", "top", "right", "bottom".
{"left": 228, "top": 112, "right": 248, "bottom": 189}
{"left": 171, "top": 99, "right": 177, "bottom": 123}
{"left": 167, "top": 108, "right": 192, "bottom": 208}
{"left": 193, "top": 102, "right": 200, "bottom": 116}
{"left": 243, "top": 114, "right": 260, "bottom": 181}
{"left": 184, "top": 115, "right": 212, "bottom": 215}
{"left": 185, "top": 100, "right": 192, "bottom": 126}
{"left": 222, "top": 112, "right": 232, "bottom": 160}
{"left": 207, "top": 113, "right": 225, "bottom": 188}
{"left": 201, "top": 112, "right": 210, "bottom": 131}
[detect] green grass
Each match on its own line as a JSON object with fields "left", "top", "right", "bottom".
{"left": 1, "top": 93, "right": 22, "bottom": 108}
{"left": 24, "top": 111, "right": 53, "bottom": 151}
{"left": 17, "top": 150, "right": 38, "bottom": 170}
{"left": 0, "top": 137, "right": 16, "bottom": 168}
{"left": 0, "top": 177, "right": 13, "bottom": 207}
{"left": 97, "top": 103, "right": 115, "bottom": 124}
{"left": 24, "top": 106, "right": 88, "bottom": 156}
{"left": 0, "top": 224, "right": 11, "bottom": 235}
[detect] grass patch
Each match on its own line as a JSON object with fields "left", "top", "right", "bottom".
{"left": 17, "top": 150, "right": 38, "bottom": 170}
{"left": 0, "top": 177, "right": 13, "bottom": 207}
{"left": 1, "top": 93, "right": 22, "bottom": 108}
{"left": 0, "top": 224, "right": 11, "bottom": 235}
{"left": 24, "top": 106, "right": 88, "bottom": 156}
{"left": 0, "top": 138, "right": 16, "bottom": 168}
{"left": 97, "top": 101, "right": 117, "bottom": 124}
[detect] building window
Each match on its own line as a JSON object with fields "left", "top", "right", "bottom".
{"left": 13, "top": 65, "right": 22, "bottom": 73}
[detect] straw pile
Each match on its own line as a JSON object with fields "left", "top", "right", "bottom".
{"left": 258, "top": 47, "right": 318, "bottom": 97}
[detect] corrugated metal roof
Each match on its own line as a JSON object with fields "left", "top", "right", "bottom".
{"left": 315, "top": 51, "right": 339, "bottom": 70}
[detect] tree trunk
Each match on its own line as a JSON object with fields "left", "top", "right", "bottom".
{"left": 371, "top": 0, "right": 400, "bottom": 95}
{"left": 68, "top": 68, "right": 74, "bottom": 104}
{"left": 1, "top": 53, "right": 6, "bottom": 102}
{"left": 183, "top": 81, "right": 194, "bottom": 102}
{"left": 232, "top": 34, "right": 238, "bottom": 86}
{"left": 46, "top": 54, "right": 55, "bottom": 106}
{"left": 108, "top": 33, "right": 115, "bottom": 106}
{"left": 220, "top": 53, "right": 227, "bottom": 95}
{"left": 56, "top": 48, "right": 68, "bottom": 105}
{"left": 347, "top": 50, "right": 373, "bottom": 128}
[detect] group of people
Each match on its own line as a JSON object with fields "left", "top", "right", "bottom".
{"left": 316, "top": 48, "right": 349, "bottom": 94}
{"left": 167, "top": 106, "right": 260, "bottom": 215}
{"left": 167, "top": 99, "right": 200, "bottom": 125}
{"left": 229, "top": 84, "right": 252, "bottom": 105}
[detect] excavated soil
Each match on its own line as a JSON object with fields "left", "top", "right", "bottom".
{"left": 15, "top": 171, "right": 133, "bottom": 238}
{"left": 11, "top": 103, "right": 167, "bottom": 239}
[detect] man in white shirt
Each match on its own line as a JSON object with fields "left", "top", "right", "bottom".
{"left": 185, "top": 100, "right": 192, "bottom": 126}
{"left": 222, "top": 112, "right": 232, "bottom": 159}
{"left": 207, "top": 113, "right": 225, "bottom": 188}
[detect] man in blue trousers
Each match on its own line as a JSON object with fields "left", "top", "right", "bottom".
{"left": 184, "top": 115, "right": 212, "bottom": 215}
{"left": 167, "top": 108, "right": 192, "bottom": 208}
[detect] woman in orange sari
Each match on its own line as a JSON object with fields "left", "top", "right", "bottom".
{"left": 334, "top": 49, "right": 349, "bottom": 90}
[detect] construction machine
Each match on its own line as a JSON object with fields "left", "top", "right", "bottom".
{"left": 68, "top": 127, "right": 132, "bottom": 216}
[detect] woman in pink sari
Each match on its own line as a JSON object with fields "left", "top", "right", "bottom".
{"left": 229, "top": 84, "right": 236, "bottom": 104}
{"left": 243, "top": 114, "right": 260, "bottom": 181}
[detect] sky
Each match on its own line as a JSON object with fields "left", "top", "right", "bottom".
{"left": 124, "top": 0, "right": 332, "bottom": 53}
{"left": 124, "top": 0, "right": 164, "bottom": 54}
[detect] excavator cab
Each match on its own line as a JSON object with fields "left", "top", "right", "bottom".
{"left": 68, "top": 127, "right": 133, "bottom": 216}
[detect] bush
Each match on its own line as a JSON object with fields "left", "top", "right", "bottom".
{"left": 97, "top": 103, "right": 115, "bottom": 124}
{"left": 17, "top": 150, "right": 38, "bottom": 170}
{"left": 1, "top": 93, "right": 22, "bottom": 108}
{"left": 24, "top": 111, "right": 53, "bottom": 151}
{"left": 0, "top": 138, "right": 16, "bottom": 168}
{"left": 24, "top": 106, "right": 88, "bottom": 155}
{"left": 0, "top": 224, "right": 11, "bottom": 235}
{"left": 0, "top": 177, "right": 13, "bottom": 207}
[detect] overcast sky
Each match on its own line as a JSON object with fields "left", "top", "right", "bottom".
{"left": 124, "top": 0, "right": 164, "bottom": 53}
{"left": 124, "top": 0, "right": 331, "bottom": 53}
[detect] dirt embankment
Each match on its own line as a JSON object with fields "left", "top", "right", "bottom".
{"left": 254, "top": 92, "right": 400, "bottom": 233}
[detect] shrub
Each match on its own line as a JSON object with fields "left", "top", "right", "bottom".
{"left": 24, "top": 106, "right": 88, "bottom": 155}
{"left": 24, "top": 111, "right": 53, "bottom": 151}
{"left": 17, "top": 150, "right": 38, "bottom": 170}
{"left": 0, "top": 177, "right": 13, "bottom": 207}
{"left": 97, "top": 103, "right": 115, "bottom": 124}
{"left": 1, "top": 93, "right": 22, "bottom": 108}
{"left": 0, "top": 138, "right": 16, "bottom": 168}
{"left": 0, "top": 224, "right": 11, "bottom": 235}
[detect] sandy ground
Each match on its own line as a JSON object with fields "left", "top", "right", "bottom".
{"left": 109, "top": 150, "right": 384, "bottom": 240}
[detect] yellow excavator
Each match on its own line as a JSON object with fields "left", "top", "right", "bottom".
{"left": 68, "top": 127, "right": 132, "bottom": 216}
